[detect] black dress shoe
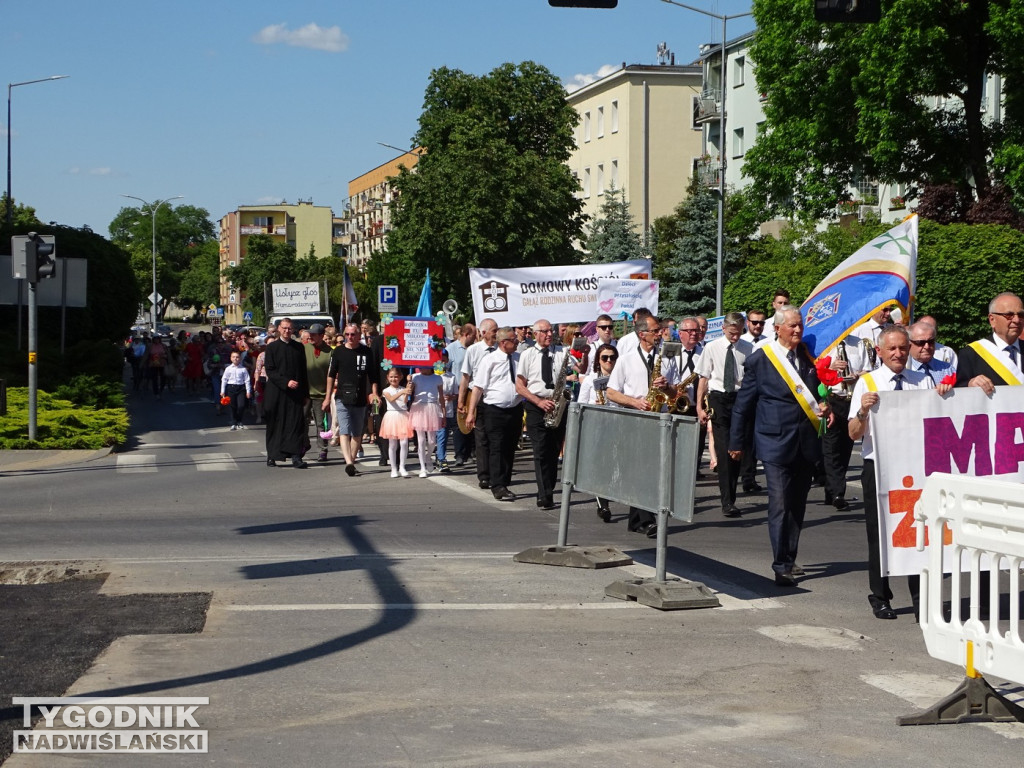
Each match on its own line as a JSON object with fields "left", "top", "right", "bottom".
{"left": 790, "top": 564, "right": 805, "bottom": 576}
{"left": 479, "top": 480, "right": 491, "bottom": 490}
{"left": 723, "top": 504, "right": 742, "bottom": 518}
{"left": 291, "top": 457, "right": 308, "bottom": 469}
{"left": 266, "top": 458, "right": 276, "bottom": 467}
{"left": 378, "top": 457, "right": 389, "bottom": 466}
{"left": 536, "top": 497, "right": 556, "bottom": 510}
{"left": 743, "top": 482, "right": 762, "bottom": 493}
{"left": 869, "top": 595, "right": 897, "bottom": 619}
{"left": 492, "top": 488, "right": 516, "bottom": 502}
{"left": 645, "top": 524, "right": 659, "bottom": 539}
{"left": 596, "top": 505, "right": 612, "bottom": 523}
{"left": 774, "top": 571, "right": 797, "bottom": 587}
{"left": 345, "top": 463, "right": 356, "bottom": 477}
{"left": 833, "top": 497, "right": 850, "bottom": 511}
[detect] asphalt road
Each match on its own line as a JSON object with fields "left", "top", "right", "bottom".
{"left": 1, "top": 378, "right": 1022, "bottom": 766}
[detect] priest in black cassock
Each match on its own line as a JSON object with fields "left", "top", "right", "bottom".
{"left": 264, "top": 318, "right": 311, "bottom": 468}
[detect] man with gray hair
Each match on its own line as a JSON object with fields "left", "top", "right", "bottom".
{"left": 906, "top": 320, "right": 955, "bottom": 383}
{"left": 696, "top": 312, "right": 753, "bottom": 517}
{"left": 459, "top": 318, "right": 499, "bottom": 488}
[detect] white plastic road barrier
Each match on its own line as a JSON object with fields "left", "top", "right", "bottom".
{"left": 900, "top": 472, "right": 1024, "bottom": 725}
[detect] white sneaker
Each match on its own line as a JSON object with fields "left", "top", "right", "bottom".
{"left": 419, "top": 469, "right": 428, "bottom": 478}
{"left": 237, "top": 424, "right": 246, "bottom": 430}
{"left": 399, "top": 468, "right": 410, "bottom": 478}
{"left": 230, "top": 424, "right": 237, "bottom": 431}
{"left": 391, "top": 470, "right": 399, "bottom": 478}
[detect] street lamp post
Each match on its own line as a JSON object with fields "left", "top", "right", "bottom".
{"left": 6, "top": 75, "right": 69, "bottom": 224}
{"left": 121, "top": 195, "right": 184, "bottom": 332}
{"left": 661, "top": 0, "right": 752, "bottom": 316}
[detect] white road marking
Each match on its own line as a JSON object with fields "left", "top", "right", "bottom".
{"left": 139, "top": 441, "right": 257, "bottom": 448}
{"left": 191, "top": 452, "right": 238, "bottom": 471}
{"left": 223, "top": 602, "right": 640, "bottom": 612}
{"left": 428, "top": 473, "right": 540, "bottom": 510}
{"left": 115, "top": 454, "right": 157, "bottom": 473}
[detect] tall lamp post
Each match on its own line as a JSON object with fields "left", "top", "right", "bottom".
{"left": 662, "top": 0, "right": 752, "bottom": 316}
{"left": 6, "top": 75, "right": 69, "bottom": 224}
{"left": 121, "top": 194, "right": 183, "bottom": 331}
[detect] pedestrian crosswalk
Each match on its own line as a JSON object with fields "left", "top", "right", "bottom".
{"left": 116, "top": 452, "right": 242, "bottom": 473}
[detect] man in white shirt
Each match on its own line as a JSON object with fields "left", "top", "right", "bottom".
{"left": 614, "top": 306, "right": 653, "bottom": 359}
{"left": 516, "top": 318, "right": 574, "bottom": 510}
{"left": 606, "top": 314, "right": 679, "bottom": 538}
{"left": 849, "top": 325, "right": 947, "bottom": 620}
{"left": 740, "top": 309, "right": 770, "bottom": 349}
{"left": 466, "top": 327, "right": 523, "bottom": 502}
{"left": 695, "top": 313, "right": 753, "bottom": 517}
{"left": 459, "top": 319, "right": 498, "bottom": 488}
{"left": 851, "top": 304, "right": 895, "bottom": 370}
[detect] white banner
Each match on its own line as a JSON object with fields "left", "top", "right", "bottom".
{"left": 595, "top": 278, "right": 658, "bottom": 320}
{"left": 871, "top": 387, "right": 1024, "bottom": 576}
{"left": 469, "top": 260, "right": 652, "bottom": 327}
{"left": 271, "top": 281, "right": 322, "bottom": 314}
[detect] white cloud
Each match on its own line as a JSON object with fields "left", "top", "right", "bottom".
{"left": 253, "top": 22, "right": 349, "bottom": 53}
{"left": 67, "top": 166, "right": 116, "bottom": 177}
{"left": 89, "top": 167, "right": 112, "bottom": 176}
{"left": 564, "top": 64, "right": 621, "bottom": 94}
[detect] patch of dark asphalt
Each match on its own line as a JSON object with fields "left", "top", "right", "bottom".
{"left": 0, "top": 573, "right": 211, "bottom": 765}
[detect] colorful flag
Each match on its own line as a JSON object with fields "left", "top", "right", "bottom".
{"left": 800, "top": 214, "right": 918, "bottom": 359}
{"left": 415, "top": 268, "right": 432, "bottom": 318}
{"left": 342, "top": 264, "right": 359, "bottom": 325}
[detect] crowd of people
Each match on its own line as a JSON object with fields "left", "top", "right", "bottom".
{"left": 124, "top": 289, "right": 1024, "bottom": 622}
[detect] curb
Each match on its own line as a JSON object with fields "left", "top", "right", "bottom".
{"left": 0, "top": 446, "right": 114, "bottom": 474}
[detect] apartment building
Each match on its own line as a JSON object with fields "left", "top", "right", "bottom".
{"left": 218, "top": 201, "right": 334, "bottom": 325}
{"left": 344, "top": 151, "right": 420, "bottom": 269}
{"left": 566, "top": 62, "right": 704, "bottom": 238}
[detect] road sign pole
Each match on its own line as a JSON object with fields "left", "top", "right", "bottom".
{"left": 27, "top": 279, "right": 37, "bottom": 440}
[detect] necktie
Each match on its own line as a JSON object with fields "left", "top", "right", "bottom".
{"left": 723, "top": 343, "right": 737, "bottom": 391}
{"left": 921, "top": 362, "right": 933, "bottom": 383}
{"left": 541, "top": 348, "right": 554, "bottom": 388}
{"left": 683, "top": 349, "right": 694, "bottom": 373}
{"left": 1007, "top": 345, "right": 1019, "bottom": 367}
{"left": 787, "top": 350, "right": 796, "bottom": 367}
{"left": 508, "top": 354, "right": 515, "bottom": 382}
{"left": 893, "top": 373, "right": 904, "bottom": 390}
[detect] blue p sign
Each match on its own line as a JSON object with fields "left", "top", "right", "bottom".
{"left": 378, "top": 285, "right": 399, "bottom": 312}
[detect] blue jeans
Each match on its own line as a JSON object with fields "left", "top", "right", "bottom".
{"left": 436, "top": 416, "right": 455, "bottom": 464}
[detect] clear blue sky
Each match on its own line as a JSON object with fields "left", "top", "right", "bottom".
{"left": 1, "top": 0, "right": 754, "bottom": 235}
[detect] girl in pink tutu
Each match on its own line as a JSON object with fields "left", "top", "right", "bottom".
{"left": 409, "top": 365, "right": 444, "bottom": 477}
{"left": 380, "top": 368, "right": 414, "bottom": 478}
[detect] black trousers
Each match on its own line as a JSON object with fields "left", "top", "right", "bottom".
{"left": 763, "top": 458, "right": 813, "bottom": 575}
{"left": 225, "top": 383, "right": 247, "bottom": 424}
{"left": 481, "top": 402, "right": 522, "bottom": 492}
{"left": 708, "top": 391, "right": 739, "bottom": 509}
{"left": 474, "top": 413, "right": 491, "bottom": 484}
{"left": 524, "top": 402, "right": 566, "bottom": 502}
{"left": 862, "top": 459, "right": 920, "bottom": 605}
{"left": 823, "top": 394, "right": 854, "bottom": 501}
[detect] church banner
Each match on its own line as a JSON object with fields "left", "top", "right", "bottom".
{"left": 468, "top": 260, "right": 652, "bottom": 327}
{"left": 381, "top": 316, "right": 445, "bottom": 368}
{"left": 871, "top": 387, "right": 1024, "bottom": 576}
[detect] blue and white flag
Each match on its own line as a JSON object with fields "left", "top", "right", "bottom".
{"left": 800, "top": 214, "right": 918, "bottom": 359}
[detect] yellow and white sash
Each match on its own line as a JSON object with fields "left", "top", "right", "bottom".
{"left": 968, "top": 339, "right": 1024, "bottom": 386}
{"left": 763, "top": 344, "right": 820, "bottom": 431}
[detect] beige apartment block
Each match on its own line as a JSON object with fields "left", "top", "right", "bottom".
{"left": 218, "top": 201, "right": 334, "bottom": 325}
{"left": 344, "top": 150, "right": 420, "bottom": 269}
{"left": 567, "top": 63, "right": 703, "bottom": 241}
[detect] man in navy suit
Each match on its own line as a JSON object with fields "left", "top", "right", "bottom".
{"left": 955, "top": 292, "right": 1024, "bottom": 392}
{"left": 728, "top": 307, "right": 831, "bottom": 586}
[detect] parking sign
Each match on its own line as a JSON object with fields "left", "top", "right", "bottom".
{"left": 378, "top": 285, "right": 398, "bottom": 313}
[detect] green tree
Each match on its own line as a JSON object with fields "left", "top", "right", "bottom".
{"left": 224, "top": 235, "right": 297, "bottom": 324}
{"left": 0, "top": 193, "right": 42, "bottom": 227}
{"left": 177, "top": 240, "right": 221, "bottom": 312}
{"left": 109, "top": 203, "right": 216, "bottom": 315}
{"left": 385, "top": 61, "right": 586, "bottom": 308}
{"left": 746, "top": 0, "right": 1024, "bottom": 220}
{"left": 584, "top": 186, "right": 649, "bottom": 263}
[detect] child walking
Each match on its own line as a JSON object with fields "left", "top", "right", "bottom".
{"left": 409, "top": 364, "right": 445, "bottom": 478}
{"left": 379, "top": 368, "right": 414, "bottom": 478}
{"left": 221, "top": 351, "right": 252, "bottom": 430}
{"left": 436, "top": 351, "right": 458, "bottom": 472}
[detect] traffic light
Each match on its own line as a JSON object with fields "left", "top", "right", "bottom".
{"left": 548, "top": 1, "right": 617, "bottom": 7}
{"left": 815, "top": 0, "right": 881, "bottom": 23}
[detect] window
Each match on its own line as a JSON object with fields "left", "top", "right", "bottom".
{"left": 583, "top": 167, "right": 591, "bottom": 198}
{"left": 253, "top": 216, "right": 272, "bottom": 228}
{"left": 732, "top": 127, "right": 745, "bottom": 158}
{"left": 733, "top": 55, "right": 745, "bottom": 87}
{"left": 691, "top": 94, "right": 701, "bottom": 130}
{"left": 597, "top": 106, "right": 604, "bottom": 138}
{"left": 611, "top": 159, "right": 619, "bottom": 189}
{"left": 597, "top": 164, "right": 605, "bottom": 195}
{"left": 611, "top": 100, "right": 619, "bottom": 133}
{"left": 584, "top": 111, "right": 591, "bottom": 143}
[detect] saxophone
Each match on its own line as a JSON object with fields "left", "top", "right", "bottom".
{"left": 645, "top": 341, "right": 681, "bottom": 411}
{"left": 835, "top": 339, "right": 852, "bottom": 394}
{"left": 543, "top": 337, "right": 587, "bottom": 428}
{"left": 672, "top": 370, "right": 701, "bottom": 413}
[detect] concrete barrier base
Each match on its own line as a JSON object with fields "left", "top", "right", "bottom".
{"left": 604, "top": 577, "right": 721, "bottom": 610}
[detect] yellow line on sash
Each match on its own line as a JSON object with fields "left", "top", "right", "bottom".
{"left": 763, "top": 345, "right": 821, "bottom": 431}
{"left": 968, "top": 341, "right": 1021, "bottom": 386}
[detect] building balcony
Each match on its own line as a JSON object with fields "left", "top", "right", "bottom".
{"left": 696, "top": 162, "right": 722, "bottom": 188}
{"left": 695, "top": 88, "right": 721, "bottom": 123}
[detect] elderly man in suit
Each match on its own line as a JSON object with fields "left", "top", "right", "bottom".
{"left": 728, "top": 306, "right": 831, "bottom": 587}
{"left": 956, "top": 292, "right": 1024, "bottom": 391}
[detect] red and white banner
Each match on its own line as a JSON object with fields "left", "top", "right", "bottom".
{"left": 871, "top": 387, "right": 1024, "bottom": 576}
